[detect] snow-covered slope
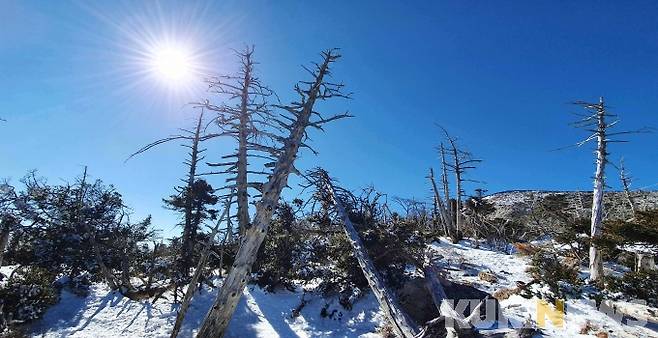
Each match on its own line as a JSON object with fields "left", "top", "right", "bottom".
{"left": 27, "top": 240, "right": 658, "bottom": 337}
{"left": 431, "top": 238, "right": 658, "bottom": 338}
{"left": 484, "top": 190, "right": 658, "bottom": 221}
{"left": 30, "top": 282, "right": 383, "bottom": 338}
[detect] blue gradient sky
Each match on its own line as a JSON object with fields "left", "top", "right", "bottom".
{"left": 2, "top": 1, "right": 658, "bottom": 238}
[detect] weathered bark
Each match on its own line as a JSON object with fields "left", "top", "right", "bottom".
{"left": 236, "top": 55, "right": 252, "bottom": 238}
{"left": 323, "top": 171, "right": 419, "bottom": 338}
{"left": 170, "top": 201, "right": 231, "bottom": 338}
{"left": 204, "top": 48, "right": 273, "bottom": 240}
{"left": 196, "top": 50, "right": 346, "bottom": 338}
{"left": 589, "top": 97, "right": 607, "bottom": 283}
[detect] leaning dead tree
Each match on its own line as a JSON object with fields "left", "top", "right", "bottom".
{"left": 439, "top": 127, "right": 482, "bottom": 243}
{"left": 203, "top": 46, "right": 277, "bottom": 239}
{"left": 170, "top": 193, "right": 233, "bottom": 338}
{"left": 569, "top": 97, "right": 649, "bottom": 283}
{"left": 128, "top": 107, "right": 220, "bottom": 278}
{"left": 197, "top": 49, "right": 351, "bottom": 337}
{"left": 429, "top": 168, "right": 451, "bottom": 237}
{"left": 312, "top": 169, "right": 419, "bottom": 338}
{"left": 619, "top": 158, "right": 636, "bottom": 217}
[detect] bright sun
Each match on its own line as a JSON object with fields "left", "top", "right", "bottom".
{"left": 149, "top": 45, "right": 196, "bottom": 85}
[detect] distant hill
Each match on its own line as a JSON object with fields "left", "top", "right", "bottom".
{"left": 483, "top": 190, "right": 658, "bottom": 222}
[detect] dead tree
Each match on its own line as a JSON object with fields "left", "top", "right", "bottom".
{"left": 170, "top": 193, "right": 232, "bottom": 338}
{"left": 128, "top": 107, "right": 220, "bottom": 278}
{"left": 0, "top": 182, "right": 19, "bottom": 268}
{"left": 314, "top": 169, "right": 419, "bottom": 338}
{"left": 569, "top": 97, "right": 649, "bottom": 282}
{"left": 196, "top": 49, "right": 351, "bottom": 338}
{"left": 203, "top": 47, "right": 277, "bottom": 239}
{"left": 440, "top": 143, "right": 453, "bottom": 230}
{"left": 429, "top": 168, "right": 451, "bottom": 237}
{"left": 440, "top": 128, "right": 482, "bottom": 243}
{"left": 619, "top": 158, "right": 636, "bottom": 217}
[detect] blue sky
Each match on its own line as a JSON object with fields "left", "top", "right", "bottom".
{"left": 2, "top": 1, "right": 658, "bottom": 238}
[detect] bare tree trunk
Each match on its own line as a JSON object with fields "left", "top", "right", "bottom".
{"left": 636, "top": 254, "right": 656, "bottom": 272}
{"left": 448, "top": 139, "right": 464, "bottom": 243}
{"left": 180, "top": 110, "right": 206, "bottom": 278}
{"left": 93, "top": 240, "right": 118, "bottom": 290}
{"left": 321, "top": 171, "right": 418, "bottom": 338}
{"left": 438, "top": 129, "right": 481, "bottom": 244}
{"left": 146, "top": 243, "right": 159, "bottom": 289}
{"left": 236, "top": 60, "right": 252, "bottom": 239}
{"left": 589, "top": 97, "right": 607, "bottom": 283}
{"left": 170, "top": 201, "right": 231, "bottom": 338}
{"left": 619, "top": 159, "right": 636, "bottom": 217}
{"left": 569, "top": 97, "right": 648, "bottom": 283}
{"left": 196, "top": 141, "right": 299, "bottom": 337}
{"left": 440, "top": 144, "right": 453, "bottom": 230}
{"left": 196, "top": 49, "right": 348, "bottom": 338}
{"left": 454, "top": 163, "right": 462, "bottom": 241}
{"left": 204, "top": 48, "right": 272, "bottom": 241}
{"left": 429, "top": 168, "right": 451, "bottom": 237}
{"left": 120, "top": 247, "right": 134, "bottom": 291}
{"left": 0, "top": 226, "right": 9, "bottom": 268}
{"left": 218, "top": 210, "right": 232, "bottom": 278}
{"left": 422, "top": 264, "right": 484, "bottom": 338}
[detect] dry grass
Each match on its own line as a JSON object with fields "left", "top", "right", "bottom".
{"left": 513, "top": 242, "right": 539, "bottom": 256}
{"left": 478, "top": 270, "right": 498, "bottom": 283}
{"left": 493, "top": 287, "right": 516, "bottom": 300}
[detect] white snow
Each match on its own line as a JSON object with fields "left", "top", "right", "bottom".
{"left": 30, "top": 280, "right": 384, "bottom": 338}
{"left": 0, "top": 264, "right": 18, "bottom": 287}
{"left": 23, "top": 239, "right": 658, "bottom": 337}
{"left": 430, "top": 238, "right": 658, "bottom": 338}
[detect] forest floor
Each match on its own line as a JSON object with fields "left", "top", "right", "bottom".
{"left": 25, "top": 239, "right": 658, "bottom": 338}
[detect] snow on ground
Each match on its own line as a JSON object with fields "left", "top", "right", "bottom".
{"left": 30, "top": 279, "right": 383, "bottom": 338}
{"left": 0, "top": 264, "right": 17, "bottom": 278}
{"left": 22, "top": 239, "right": 658, "bottom": 337}
{"left": 0, "top": 264, "right": 18, "bottom": 288}
{"left": 430, "top": 238, "right": 658, "bottom": 338}
{"left": 430, "top": 238, "right": 532, "bottom": 293}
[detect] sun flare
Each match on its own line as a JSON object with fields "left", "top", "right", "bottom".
{"left": 149, "top": 45, "right": 196, "bottom": 84}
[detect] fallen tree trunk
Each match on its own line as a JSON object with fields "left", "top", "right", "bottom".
{"left": 423, "top": 264, "right": 540, "bottom": 338}
{"left": 423, "top": 264, "right": 477, "bottom": 338}
{"left": 321, "top": 170, "right": 419, "bottom": 338}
